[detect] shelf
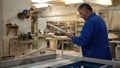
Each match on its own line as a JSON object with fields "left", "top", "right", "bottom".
{"left": 75, "top": 22, "right": 84, "bottom": 36}
{"left": 76, "top": 25, "right": 83, "bottom": 27}
{"left": 6, "top": 25, "right": 19, "bottom": 36}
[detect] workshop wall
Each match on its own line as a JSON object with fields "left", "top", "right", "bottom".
{"left": 0, "top": 0, "right": 3, "bottom": 22}
{"left": 0, "top": 0, "right": 3, "bottom": 57}
{"left": 3, "top": 0, "right": 31, "bottom": 33}
{"left": 2, "top": 0, "right": 31, "bottom": 56}
{"left": 39, "top": 4, "right": 106, "bottom": 24}
{"left": 40, "top": 5, "right": 78, "bottom": 21}
{"left": 39, "top": 4, "right": 120, "bottom": 30}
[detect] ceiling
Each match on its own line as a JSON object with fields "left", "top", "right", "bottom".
{"left": 31, "top": 0, "right": 119, "bottom": 8}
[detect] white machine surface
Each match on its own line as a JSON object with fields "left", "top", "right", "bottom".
{"left": 0, "top": 52, "right": 56, "bottom": 68}
{"left": 10, "top": 55, "right": 120, "bottom": 68}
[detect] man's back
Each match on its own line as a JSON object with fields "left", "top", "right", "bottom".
{"left": 66, "top": 3, "right": 112, "bottom": 60}
{"left": 81, "top": 13, "right": 111, "bottom": 60}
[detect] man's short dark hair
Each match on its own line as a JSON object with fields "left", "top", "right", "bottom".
{"left": 78, "top": 3, "right": 93, "bottom": 11}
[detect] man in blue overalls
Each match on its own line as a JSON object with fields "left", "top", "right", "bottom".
{"left": 65, "top": 3, "right": 112, "bottom": 67}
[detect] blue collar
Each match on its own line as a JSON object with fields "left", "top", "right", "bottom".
{"left": 86, "top": 12, "right": 96, "bottom": 20}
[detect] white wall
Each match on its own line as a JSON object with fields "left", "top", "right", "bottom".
{"left": 2, "top": 0, "right": 31, "bottom": 56}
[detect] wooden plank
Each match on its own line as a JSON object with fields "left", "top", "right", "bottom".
{"left": 47, "top": 23, "right": 66, "bottom": 33}
{"left": 16, "top": 46, "right": 47, "bottom": 58}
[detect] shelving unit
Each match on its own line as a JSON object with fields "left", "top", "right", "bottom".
{"left": 6, "top": 25, "right": 19, "bottom": 36}
{"left": 74, "top": 21, "right": 84, "bottom": 52}
{"left": 47, "top": 21, "right": 75, "bottom": 35}
{"left": 75, "top": 22, "right": 84, "bottom": 36}
{"left": 47, "top": 21, "right": 84, "bottom": 36}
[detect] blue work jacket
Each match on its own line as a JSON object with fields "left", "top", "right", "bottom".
{"left": 72, "top": 13, "right": 112, "bottom": 60}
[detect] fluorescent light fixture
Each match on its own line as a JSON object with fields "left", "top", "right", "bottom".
{"left": 65, "top": 0, "right": 83, "bottom": 4}
{"left": 31, "top": 0, "right": 51, "bottom": 3}
{"left": 85, "top": 0, "right": 112, "bottom": 5}
{"left": 33, "top": 3, "right": 52, "bottom": 8}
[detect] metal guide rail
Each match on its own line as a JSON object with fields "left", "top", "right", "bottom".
{"left": 7, "top": 55, "right": 120, "bottom": 68}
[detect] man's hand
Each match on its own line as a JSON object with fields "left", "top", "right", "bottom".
{"left": 65, "top": 32, "right": 74, "bottom": 38}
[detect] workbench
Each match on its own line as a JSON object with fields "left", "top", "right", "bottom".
{"left": 46, "top": 36, "right": 71, "bottom": 55}
{"left": 109, "top": 40, "right": 120, "bottom": 60}
{"left": 8, "top": 38, "right": 35, "bottom": 56}
{"left": 55, "top": 36, "right": 71, "bottom": 56}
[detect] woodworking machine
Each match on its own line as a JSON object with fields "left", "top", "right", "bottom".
{"left": 1, "top": 55, "right": 120, "bottom": 68}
